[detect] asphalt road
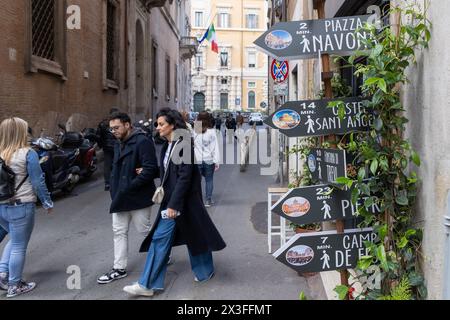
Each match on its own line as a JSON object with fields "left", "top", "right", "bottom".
{"left": 0, "top": 135, "right": 326, "bottom": 300}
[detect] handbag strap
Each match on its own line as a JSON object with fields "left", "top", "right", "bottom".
{"left": 160, "top": 139, "right": 181, "bottom": 186}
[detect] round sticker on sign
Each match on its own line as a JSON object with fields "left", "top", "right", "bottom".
{"left": 307, "top": 154, "right": 317, "bottom": 173}
{"left": 286, "top": 245, "right": 314, "bottom": 266}
{"left": 271, "top": 60, "right": 289, "bottom": 83}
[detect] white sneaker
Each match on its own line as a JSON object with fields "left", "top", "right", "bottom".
{"left": 123, "top": 283, "right": 154, "bottom": 297}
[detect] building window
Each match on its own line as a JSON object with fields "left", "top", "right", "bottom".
{"left": 27, "top": 0, "right": 66, "bottom": 77}
{"left": 32, "top": 0, "right": 55, "bottom": 60}
{"left": 194, "top": 11, "right": 203, "bottom": 27}
{"left": 195, "top": 53, "right": 203, "bottom": 69}
{"left": 218, "top": 13, "right": 230, "bottom": 28}
{"left": 152, "top": 40, "right": 158, "bottom": 98}
{"left": 220, "top": 51, "right": 228, "bottom": 67}
{"left": 246, "top": 14, "right": 258, "bottom": 29}
{"left": 106, "top": 1, "right": 116, "bottom": 81}
{"left": 166, "top": 56, "right": 171, "bottom": 100}
{"left": 248, "top": 81, "right": 256, "bottom": 88}
{"left": 248, "top": 91, "right": 256, "bottom": 109}
{"left": 248, "top": 52, "right": 256, "bottom": 68}
{"left": 221, "top": 78, "right": 228, "bottom": 85}
{"left": 220, "top": 93, "right": 229, "bottom": 109}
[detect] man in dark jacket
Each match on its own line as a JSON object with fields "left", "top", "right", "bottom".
{"left": 97, "top": 107, "right": 119, "bottom": 191}
{"left": 97, "top": 112, "right": 159, "bottom": 284}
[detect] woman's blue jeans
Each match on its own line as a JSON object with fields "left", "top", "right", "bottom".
{"left": 139, "top": 217, "right": 214, "bottom": 290}
{"left": 198, "top": 163, "right": 215, "bottom": 201}
{"left": 0, "top": 203, "right": 35, "bottom": 285}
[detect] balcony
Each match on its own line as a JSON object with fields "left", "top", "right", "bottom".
{"left": 180, "top": 36, "right": 199, "bottom": 60}
{"left": 141, "top": 0, "right": 173, "bottom": 10}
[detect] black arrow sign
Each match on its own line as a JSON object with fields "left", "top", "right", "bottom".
{"left": 273, "top": 228, "right": 377, "bottom": 273}
{"left": 254, "top": 15, "right": 371, "bottom": 60}
{"left": 264, "top": 97, "right": 373, "bottom": 137}
{"left": 307, "top": 148, "right": 347, "bottom": 185}
{"left": 271, "top": 185, "right": 381, "bottom": 225}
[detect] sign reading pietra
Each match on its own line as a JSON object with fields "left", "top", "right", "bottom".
{"left": 273, "top": 228, "right": 377, "bottom": 273}
{"left": 264, "top": 97, "right": 373, "bottom": 137}
{"left": 254, "top": 15, "right": 371, "bottom": 60}
{"left": 307, "top": 148, "right": 347, "bottom": 184}
{"left": 271, "top": 184, "right": 380, "bottom": 225}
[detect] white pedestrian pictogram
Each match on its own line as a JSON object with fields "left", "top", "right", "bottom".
{"left": 305, "top": 115, "right": 315, "bottom": 134}
{"left": 300, "top": 35, "right": 311, "bottom": 52}
{"left": 320, "top": 250, "right": 331, "bottom": 269}
{"left": 321, "top": 200, "right": 332, "bottom": 219}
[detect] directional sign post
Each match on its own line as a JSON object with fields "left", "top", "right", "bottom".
{"left": 271, "top": 185, "right": 381, "bottom": 226}
{"left": 254, "top": 15, "right": 371, "bottom": 60}
{"left": 307, "top": 148, "right": 347, "bottom": 184}
{"left": 273, "top": 228, "right": 377, "bottom": 273}
{"left": 264, "top": 97, "right": 373, "bottom": 137}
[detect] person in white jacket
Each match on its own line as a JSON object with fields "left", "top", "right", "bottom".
{"left": 193, "top": 112, "right": 220, "bottom": 207}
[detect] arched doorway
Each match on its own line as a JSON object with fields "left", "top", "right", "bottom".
{"left": 248, "top": 90, "right": 256, "bottom": 109}
{"left": 193, "top": 92, "right": 205, "bottom": 112}
{"left": 135, "top": 20, "right": 145, "bottom": 117}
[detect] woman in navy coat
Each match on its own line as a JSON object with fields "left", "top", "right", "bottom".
{"left": 123, "top": 108, "right": 226, "bottom": 297}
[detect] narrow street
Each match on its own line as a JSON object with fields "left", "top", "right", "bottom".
{"left": 0, "top": 143, "right": 325, "bottom": 300}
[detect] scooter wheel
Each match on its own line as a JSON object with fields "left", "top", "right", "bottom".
{"left": 62, "top": 183, "right": 76, "bottom": 194}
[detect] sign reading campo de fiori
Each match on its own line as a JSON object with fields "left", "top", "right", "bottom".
{"left": 271, "top": 184, "right": 381, "bottom": 226}
{"left": 254, "top": 15, "right": 371, "bottom": 60}
{"left": 273, "top": 228, "right": 377, "bottom": 273}
{"left": 264, "top": 97, "right": 373, "bottom": 137}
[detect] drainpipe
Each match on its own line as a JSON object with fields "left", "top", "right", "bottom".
{"left": 443, "top": 191, "right": 450, "bottom": 299}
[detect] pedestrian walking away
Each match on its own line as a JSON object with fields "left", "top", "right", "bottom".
{"left": 97, "top": 107, "right": 120, "bottom": 191}
{"left": 236, "top": 112, "right": 244, "bottom": 129}
{"left": 0, "top": 117, "right": 54, "bottom": 298}
{"left": 193, "top": 112, "right": 221, "bottom": 207}
{"left": 97, "top": 112, "right": 159, "bottom": 285}
{"left": 123, "top": 108, "right": 226, "bottom": 297}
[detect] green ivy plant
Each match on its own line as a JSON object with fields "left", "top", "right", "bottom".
{"left": 332, "top": 4, "right": 431, "bottom": 300}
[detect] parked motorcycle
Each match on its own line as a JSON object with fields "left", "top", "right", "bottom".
{"left": 57, "top": 124, "right": 97, "bottom": 179}
{"left": 31, "top": 137, "right": 80, "bottom": 194}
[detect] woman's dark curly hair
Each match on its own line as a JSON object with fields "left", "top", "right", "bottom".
{"left": 155, "top": 108, "right": 188, "bottom": 130}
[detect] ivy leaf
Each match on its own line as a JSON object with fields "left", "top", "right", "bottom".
{"left": 377, "top": 78, "right": 387, "bottom": 93}
{"left": 405, "top": 229, "right": 417, "bottom": 238}
{"left": 396, "top": 190, "right": 409, "bottom": 206}
{"left": 408, "top": 272, "right": 424, "bottom": 286}
{"left": 358, "top": 167, "right": 366, "bottom": 182}
{"left": 357, "top": 256, "right": 373, "bottom": 270}
{"left": 377, "top": 224, "right": 388, "bottom": 240}
{"left": 370, "top": 159, "right": 379, "bottom": 175}
{"left": 299, "top": 291, "right": 308, "bottom": 300}
{"left": 352, "top": 187, "right": 360, "bottom": 205}
{"left": 411, "top": 151, "right": 421, "bottom": 166}
{"left": 398, "top": 237, "right": 408, "bottom": 249}
{"left": 365, "top": 77, "right": 381, "bottom": 86}
{"left": 376, "top": 245, "right": 389, "bottom": 271}
{"left": 336, "top": 176, "right": 354, "bottom": 188}
{"left": 334, "top": 285, "right": 349, "bottom": 300}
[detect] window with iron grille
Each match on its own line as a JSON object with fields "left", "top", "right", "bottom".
{"left": 27, "top": 0, "right": 66, "bottom": 77}
{"left": 106, "top": 1, "right": 116, "bottom": 81}
{"left": 31, "top": 0, "right": 55, "bottom": 61}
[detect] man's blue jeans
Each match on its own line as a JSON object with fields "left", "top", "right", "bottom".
{"left": 0, "top": 226, "right": 7, "bottom": 243}
{"left": 198, "top": 163, "right": 215, "bottom": 202}
{"left": 139, "top": 217, "right": 214, "bottom": 290}
{"left": 0, "top": 203, "right": 35, "bottom": 285}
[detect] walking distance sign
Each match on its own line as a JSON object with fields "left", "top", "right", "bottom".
{"left": 271, "top": 59, "right": 289, "bottom": 83}
{"left": 271, "top": 184, "right": 381, "bottom": 226}
{"left": 308, "top": 148, "right": 347, "bottom": 185}
{"left": 264, "top": 97, "right": 373, "bottom": 137}
{"left": 254, "top": 15, "right": 371, "bottom": 60}
{"left": 273, "top": 228, "right": 377, "bottom": 273}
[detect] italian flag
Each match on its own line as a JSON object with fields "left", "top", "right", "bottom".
{"left": 200, "top": 24, "right": 219, "bottom": 53}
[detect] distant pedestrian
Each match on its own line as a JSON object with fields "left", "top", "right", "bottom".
{"left": 194, "top": 112, "right": 221, "bottom": 207}
{"left": 123, "top": 108, "right": 226, "bottom": 297}
{"left": 97, "top": 107, "right": 119, "bottom": 191}
{"left": 236, "top": 112, "right": 244, "bottom": 129}
{"left": 0, "top": 117, "right": 54, "bottom": 298}
{"left": 214, "top": 115, "right": 222, "bottom": 132}
{"left": 225, "top": 116, "right": 236, "bottom": 144}
{"left": 97, "top": 112, "right": 159, "bottom": 285}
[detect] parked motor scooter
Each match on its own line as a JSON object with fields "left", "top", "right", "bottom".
{"left": 57, "top": 124, "right": 97, "bottom": 179}
{"left": 31, "top": 137, "right": 81, "bottom": 194}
